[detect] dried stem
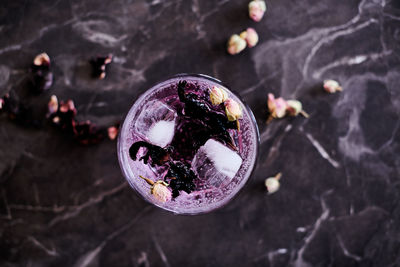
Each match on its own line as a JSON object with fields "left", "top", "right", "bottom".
{"left": 300, "top": 110, "right": 309, "bottom": 118}
{"left": 139, "top": 175, "right": 154, "bottom": 185}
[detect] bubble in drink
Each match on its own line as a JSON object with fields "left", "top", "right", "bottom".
{"left": 192, "top": 139, "right": 243, "bottom": 187}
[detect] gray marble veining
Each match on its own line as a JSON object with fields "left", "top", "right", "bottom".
{"left": 0, "top": 0, "right": 399, "bottom": 266}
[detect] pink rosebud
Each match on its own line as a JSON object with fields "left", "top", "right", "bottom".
{"left": 286, "top": 100, "right": 309, "bottom": 118}
{"left": 210, "top": 86, "right": 228, "bottom": 105}
{"left": 152, "top": 182, "right": 172, "bottom": 203}
{"left": 59, "top": 100, "right": 73, "bottom": 112}
{"left": 323, "top": 79, "right": 342, "bottom": 93}
{"left": 267, "top": 93, "right": 288, "bottom": 118}
{"left": 240, "top": 28, "right": 259, "bottom": 48}
{"left": 33, "top": 52, "right": 51, "bottom": 67}
{"left": 249, "top": 0, "right": 266, "bottom": 22}
{"left": 47, "top": 95, "right": 58, "bottom": 116}
{"left": 227, "top": 34, "right": 247, "bottom": 55}
{"left": 265, "top": 173, "right": 281, "bottom": 194}
{"left": 139, "top": 176, "right": 172, "bottom": 203}
{"left": 225, "top": 98, "right": 243, "bottom": 121}
{"left": 286, "top": 100, "right": 302, "bottom": 116}
{"left": 107, "top": 126, "right": 119, "bottom": 140}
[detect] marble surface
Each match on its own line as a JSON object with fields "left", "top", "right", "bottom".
{"left": 0, "top": 0, "right": 399, "bottom": 266}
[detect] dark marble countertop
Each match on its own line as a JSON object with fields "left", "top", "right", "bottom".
{"left": 1, "top": 0, "right": 399, "bottom": 266}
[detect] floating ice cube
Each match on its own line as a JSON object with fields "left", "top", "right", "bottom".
{"left": 147, "top": 120, "right": 175, "bottom": 148}
{"left": 134, "top": 100, "right": 176, "bottom": 147}
{"left": 191, "top": 139, "right": 243, "bottom": 187}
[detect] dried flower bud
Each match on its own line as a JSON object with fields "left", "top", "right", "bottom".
{"left": 249, "top": 0, "right": 266, "bottom": 22}
{"left": 323, "top": 79, "right": 342, "bottom": 93}
{"left": 287, "top": 100, "right": 309, "bottom": 118}
{"left": 107, "top": 126, "right": 119, "bottom": 140}
{"left": 152, "top": 181, "right": 172, "bottom": 203}
{"left": 31, "top": 52, "right": 53, "bottom": 93}
{"left": 240, "top": 28, "right": 259, "bottom": 48}
{"left": 210, "top": 86, "right": 228, "bottom": 105}
{"left": 33, "top": 53, "right": 50, "bottom": 67}
{"left": 225, "top": 98, "right": 243, "bottom": 121}
{"left": 52, "top": 116, "right": 60, "bottom": 124}
{"left": 268, "top": 93, "right": 288, "bottom": 119}
{"left": 0, "top": 98, "right": 4, "bottom": 110}
{"left": 47, "top": 95, "right": 58, "bottom": 116}
{"left": 227, "top": 34, "right": 247, "bottom": 55}
{"left": 265, "top": 173, "right": 281, "bottom": 194}
{"left": 90, "top": 54, "right": 113, "bottom": 79}
{"left": 286, "top": 100, "right": 301, "bottom": 116}
{"left": 59, "top": 99, "right": 76, "bottom": 114}
{"left": 139, "top": 175, "right": 171, "bottom": 203}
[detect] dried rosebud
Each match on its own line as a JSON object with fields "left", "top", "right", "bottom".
{"left": 33, "top": 53, "right": 50, "bottom": 67}
{"left": 30, "top": 52, "right": 53, "bottom": 93}
{"left": 47, "top": 95, "right": 58, "bottom": 116}
{"left": 90, "top": 54, "right": 113, "bottom": 79}
{"left": 152, "top": 181, "right": 172, "bottom": 202}
{"left": 73, "top": 120, "right": 107, "bottom": 145}
{"left": 239, "top": 28, "right": 259, "bottom": 48}
{"left": 265, "top": 173, "right": 281, "bottom": 194}
{"left": 225, "top": 98, "right": 243, "bottom": 121}
{"left": 0, "top": 98, "right": 3, "bottom": 110}
{"left": 59, "top": 99, "right": 76, "bottom": 114}
{"left": 287, "top": 100, "right": 309, "bottom": 118}
{"left": 139, "top": 175, "right": 171, "bottom": 202}
{"left": 227, "top": 34, "right": 247, "bottom": 55}
{"left": 268, "top": 93, "right": 288, "bottom": 119}
{"left": 107, "top": 126, "right": 119, "bottom": 140}
{"left": 52, "top": 116, "right": 60, "bottom": 124}
{"left": 210, "top": 86, "right": 228, "bottom": 105}
{"left": 323, "top": 79, "right": 342, "bottom": 93}
{"left": 249, "top": 0, "right": 266, "bottom": 22}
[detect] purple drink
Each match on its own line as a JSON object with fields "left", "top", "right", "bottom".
{"left": 118, "top": 74, "right": 259, "bottom": 214}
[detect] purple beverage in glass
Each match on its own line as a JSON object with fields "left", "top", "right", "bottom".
{"left": 118, "top": 74, "right": 259, "bottom": 214}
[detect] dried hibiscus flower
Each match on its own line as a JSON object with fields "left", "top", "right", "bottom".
{"left": 165, "top": 161, "right": 197, "bottom": 198}
{"left": 90, "top": 54, "right": 112, "bottom": 79}
{"left": 47, "top": 95, "right": 119, "bottom": 145}
{"left": 30, "top": 52, "right": 53, "bottom": 94}
{"left": 129, "top": 141, "right": 173, "bottom": 167}
{"left": 1, "top": 92, "right": 38, "bottom": 127}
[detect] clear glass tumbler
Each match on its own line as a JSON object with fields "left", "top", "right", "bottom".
{"left": 118, "top": 74, "right": 259, "bottom": 214}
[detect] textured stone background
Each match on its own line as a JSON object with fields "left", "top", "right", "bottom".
{"left": 0, "top": 0, "right": 399, "bottom": 266}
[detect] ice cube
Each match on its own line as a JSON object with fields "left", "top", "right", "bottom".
{"left": 147, "top": 120, "right": 175, "bottom": 148}
{"left": 134, "top": 100, "right": 176, "bottom": 147}
{"left": 191, "top": 139, "right": 243, "bottom": 187}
